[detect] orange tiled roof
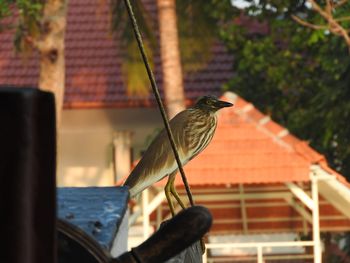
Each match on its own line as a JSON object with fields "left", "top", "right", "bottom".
{"left": 156, "top": 92, "right": 341, "bottom": 186}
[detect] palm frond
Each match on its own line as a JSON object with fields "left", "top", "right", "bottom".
{"left": 177, "top": 0, "right": 218, "bottom": 72}
{"left": 110, "top": 0, "right": 156, "bottom": 96}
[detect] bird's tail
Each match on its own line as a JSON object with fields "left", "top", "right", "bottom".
{"left": 133, "top": 192, "right": 142, "bottom": 203}
{"left": 124, "top": 183, "right": 142, "bottom": 205}
{"left": 124, "top": 180, "right": 142, "bottom": 200}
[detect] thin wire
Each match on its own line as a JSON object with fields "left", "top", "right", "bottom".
{"left": 123, "top": 0, "right": 194, "bottom": 207}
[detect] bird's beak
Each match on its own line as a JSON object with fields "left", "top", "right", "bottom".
{"left": 215, "top": 100, "right": 233, "bottom": 108}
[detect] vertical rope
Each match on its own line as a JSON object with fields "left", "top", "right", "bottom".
{"left": 123, "top": 0, "right": 194, "bottom": 207}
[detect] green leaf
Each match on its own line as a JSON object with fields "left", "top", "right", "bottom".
{"left": 215, "top": 0, "right": 350, "bottom": 179}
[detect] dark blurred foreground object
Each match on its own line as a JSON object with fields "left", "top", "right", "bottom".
{"left": 113, "top": 205, "right": 211, "bottom": 263}
{"left": 58, "top": 219, "right": 111, "bottom": 263}
{"left": 164, "top": 239, "right": 203, "bottom": 263}
{"left": 162, "top": 225, "right": 204, "bottom": 263}
{"left": 58, "top": 205, "right": 212, "bottom": 263}
{"left": 0, "top": 87, "right": 57, "bottom": 263}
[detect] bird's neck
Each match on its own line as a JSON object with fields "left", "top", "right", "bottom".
{"left": 189, "top": 108, "right": 218, "bottom": 125}
{"left": 191, "top": 107, "right": 217, "bottom": 116}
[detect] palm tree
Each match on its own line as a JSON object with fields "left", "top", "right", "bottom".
{"left": 38, "top": 0, "right": 67, "bottom": 125}
{"left": 112, "top": 0, "right": 185, "bottom": 118}
{"left": 157, "top": 0, "right": 185, "bottom": 118}
{"left": 5, "top": 0, "right": 67, "bottom": 125}
{"left": 112, "top": 0, "right": 217, "bottom": 118}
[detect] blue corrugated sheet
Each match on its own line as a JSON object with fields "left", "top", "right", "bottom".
{"left": 57, "top": 187, "right": 129, "bottom": 249}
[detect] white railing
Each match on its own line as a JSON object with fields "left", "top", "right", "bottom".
{"left": 203, "top": 241, "right": 315, "bottom": 263}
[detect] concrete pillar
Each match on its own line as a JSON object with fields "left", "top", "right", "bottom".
{"left": 113, "top": 131, "right": 132, "bottom": 183}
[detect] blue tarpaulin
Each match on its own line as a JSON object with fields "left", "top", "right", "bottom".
{"left": 57, "top": 186, "right": 129, "bottom": 250}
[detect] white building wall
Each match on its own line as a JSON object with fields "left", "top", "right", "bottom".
{"left": 57, "top": 108, "right": 162, "bottom": 186}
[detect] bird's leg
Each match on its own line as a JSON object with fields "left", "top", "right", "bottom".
{"left": 169, "top": 174, "right": 205, "bottom": 253}
{"left": 165, "top": 174, "right": 176, "bottom": 217}
{"left": 169, "top": 177, "right": 186, "bottom": 210}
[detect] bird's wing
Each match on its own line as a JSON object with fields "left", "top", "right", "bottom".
{"left": 124, "top": 110, "right": 191, "bottom": 197}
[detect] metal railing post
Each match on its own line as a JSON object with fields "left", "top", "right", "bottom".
{"left": 142, "top": 189, "right": 150, "bottom": 239}
{"left": 202, "top": 248, "right": 208, "bottom": 263}
{"left": 311, "top": 175, "right": 322, "bottom": 263}
{"left": 257, "top": 245, "right": 263, "bottom": 263}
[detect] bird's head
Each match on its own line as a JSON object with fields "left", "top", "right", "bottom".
{"left": 194, "top": 95, "right": 233, "bottom": 112}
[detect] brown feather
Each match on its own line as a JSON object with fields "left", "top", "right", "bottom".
{"left": 124, "top": 96, "right": 233, "bottom": 209}
{"left": 124, "top": 107, "right": 218, "bottom": 197}
{"left": 124, "top": 110, "right": 190, "bottom": 195}
{"left": 123, "top": 96, "right": 231, "bottom": 243}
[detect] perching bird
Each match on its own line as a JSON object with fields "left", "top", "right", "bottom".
{"left": 124, "top": 95, "right": 233, "bottom": 215}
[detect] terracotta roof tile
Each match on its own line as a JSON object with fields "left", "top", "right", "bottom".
{"left": 263, "top": 120, "right": 286, "bottom": 136}
{"left": 294, "top": 141, "right": 325, "bottom": 163}
{"left": 0, "top": 0, "right": 234, "bottom": 108}
{"left": 233, "top": 96, "right": 250, "bottom": 109}
{"left": 154, "top": 91, "right": 341, "bottom": 186}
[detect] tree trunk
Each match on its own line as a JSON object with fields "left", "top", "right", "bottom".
{"left": 37, "top": 0, "right": 67, "bottom": 125}
{"left": 157, "top": 0, "right": 186, "bottom": 118}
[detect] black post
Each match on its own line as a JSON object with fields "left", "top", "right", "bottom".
{"left": 0, "top": 87, "right": 57, "bottom": 263}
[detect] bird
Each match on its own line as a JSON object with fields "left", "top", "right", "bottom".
{"left": 124, "top": 95, "right": 233, "bottom": 216}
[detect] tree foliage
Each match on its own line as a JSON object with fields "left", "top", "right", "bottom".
{"left": 291, "top": 0, "right": 350, "bottom": 48}
{"left": 110, "top": 0, "right": 156, "bottom": 96}
{"left": 1, "top": 0, "right": 67, "bottom": 124}
{"left": 0, "top": 0, "right": 44, "bottom": 51}
{"left": 0, "top": 0, "right": 13, "bottom": 25}
{"left": 176, "top": 0, "right": 218, "bottom": 72}
{"left": 110, "top": 0, "right": 220, "bottom": 96}
{"left": 215, "top": 0, "right": 350, "bottom": 179}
